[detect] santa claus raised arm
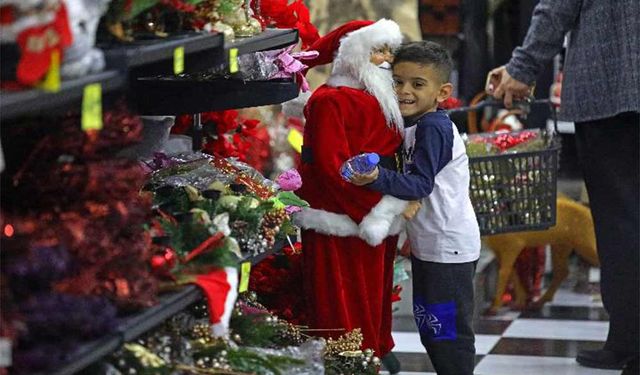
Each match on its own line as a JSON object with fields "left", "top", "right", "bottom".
{"left": 292, "top": 19, "right": 409, "bottom": 360}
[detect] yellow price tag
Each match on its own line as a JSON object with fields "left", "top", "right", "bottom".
{"left": 239, "top": 261, "right": 251, "bottom": 293}
{"left": 174, "top": 46, "right": 185, "bottom": 75}
{"left": 40, "top": 50, "right": 61, "bottom": 93}
{"left": 82, "top": 83, "right": 103, "bottom": 131}
{"left": 287, "top": 128, "right": 303, "bottom": 153}
{"left": 229, "top": 48, "right": 239, "bottom": 73}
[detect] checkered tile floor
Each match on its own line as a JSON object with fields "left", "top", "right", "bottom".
{"left": 383, "top": 268, "right": 620, "bottom": 375}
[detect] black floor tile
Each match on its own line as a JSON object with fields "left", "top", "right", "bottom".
{"left": 520, "top": 305, "right": 609, "bottom": 321}
{"left": 390, "top": 352, "right": 484, "bottom": 372}
{"left": 474, "top": 319, "right": 513, "bottom": 335}
{"left": 490, "top": 337, "right": 604, "bottom": 357}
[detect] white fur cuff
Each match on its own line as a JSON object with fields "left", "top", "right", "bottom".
{"left": 359, "top": 195, "right": 409, "bottom": 246}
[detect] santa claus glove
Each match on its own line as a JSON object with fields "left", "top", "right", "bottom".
{"left": 359, "top": 196, "right": 408, "bottom": 246}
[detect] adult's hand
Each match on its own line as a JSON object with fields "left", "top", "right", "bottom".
{"left": 485, "top": 66, "right": 532, "bottom": 108}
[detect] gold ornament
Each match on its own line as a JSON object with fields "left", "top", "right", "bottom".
{"left": 325, "top": 329, "right": 364, "bottom": 357}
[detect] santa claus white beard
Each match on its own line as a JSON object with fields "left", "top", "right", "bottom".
{"left": 359, "top": 62, "right": 404, "bottom": 131}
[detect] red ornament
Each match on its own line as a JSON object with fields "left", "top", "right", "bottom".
{"left": 163, "top": 248, "right": 177, "bottom": 268}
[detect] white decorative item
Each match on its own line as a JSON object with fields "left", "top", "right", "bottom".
{"left": 60, "top": 0, "right": 111, "bottom": 79}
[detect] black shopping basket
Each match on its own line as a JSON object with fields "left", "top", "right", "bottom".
{"left": 450, "top": 96, "right": 561, "bottom": 235}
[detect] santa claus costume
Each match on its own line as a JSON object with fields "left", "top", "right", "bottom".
{"left": 294, "top": 19, "right": 409, "bottom": 357}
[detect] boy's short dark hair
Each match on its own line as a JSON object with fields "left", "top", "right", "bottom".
{"left": 393, "top": 41, "right": 453, "bottom": 83}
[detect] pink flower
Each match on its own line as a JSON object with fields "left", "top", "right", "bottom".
{"left": 285, "top": 206, "right": 302, "bottom": 215}
{"left": 276, "top": 169, "right": 302, "bottom": 191}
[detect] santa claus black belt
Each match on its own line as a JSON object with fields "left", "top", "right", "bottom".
{"left": 301, "top": 146, "right": 398, "bottom": 171}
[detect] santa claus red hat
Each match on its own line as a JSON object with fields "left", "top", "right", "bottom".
{"left": 304, "top": 19, "right": 403, "bottom": 71}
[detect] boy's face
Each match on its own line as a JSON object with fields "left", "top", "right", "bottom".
{"left": 393, "top": 61, "right": 453, "bottom": 118}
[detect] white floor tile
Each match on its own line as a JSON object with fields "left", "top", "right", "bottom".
{"left": 504, "top": 319, "right": 609, "bottom": 341}
{"left": 483, "top": 309, "right": 521, "bottom": 321}
{"left": 475, "top": 335, "right": 502, "bottom": 355}
{"left": 475, "top": 355, "right": 622, "bottom": 375}
{"left": 392, "top": 332, "right": 424, "bottom": 353}
{"left": 391, "top": 332, "right": 501, "bottom": 355}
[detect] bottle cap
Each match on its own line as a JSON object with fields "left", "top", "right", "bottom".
{"left": 366, "top": 153, "right": 380, "bottom": 165}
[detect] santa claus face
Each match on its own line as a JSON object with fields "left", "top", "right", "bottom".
{"left": 369, "top": 45, "right": 394, "bottom": 66}
{"left": 393, "top": 61, "right": 452, "bottom": 119}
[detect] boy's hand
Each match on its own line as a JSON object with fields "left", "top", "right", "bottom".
{"left": 348, "top": 167, "right": 379, "bottom": 186}
{"left": 402, "top": 201, "right": 422, "bottom": 220}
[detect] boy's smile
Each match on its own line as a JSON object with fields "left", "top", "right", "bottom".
{"left": 393, "top": 61, "right": 452, "bottom": 119}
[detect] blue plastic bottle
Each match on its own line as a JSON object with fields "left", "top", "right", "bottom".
{"left": 340, "top": 153, "right": 380, "bottom": 181}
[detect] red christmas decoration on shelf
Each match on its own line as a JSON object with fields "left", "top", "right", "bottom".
{"left": 174, "top": 110, "right": 272, "bottom": 173}
{"left": 260, "top": 0, "right": 320, "bottom": 48}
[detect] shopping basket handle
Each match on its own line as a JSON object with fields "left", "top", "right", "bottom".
{"left": 447, "top": 96, "right": 549, "bottom": 115}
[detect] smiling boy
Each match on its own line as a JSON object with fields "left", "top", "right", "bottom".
{"left": 349, "top": 41, "right": 481, "bottom": 374}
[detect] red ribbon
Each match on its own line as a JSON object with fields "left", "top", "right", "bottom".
{"left": 183, "top": 232, "right": 225, "bottom": 263}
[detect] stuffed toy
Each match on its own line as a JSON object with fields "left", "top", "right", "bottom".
{"left": 483, "top": 196, "right": 599, "bottom": 314}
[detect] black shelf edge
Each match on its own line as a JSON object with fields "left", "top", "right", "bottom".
{"left": 241, "top": 236, "right": 288, "bottom": 265}
{"left": 102, "top": 32, "right": 224, "bottom": 70}
{"left": 43, "top": 334, "right": 121, "bottom": 375}
{"left": 133, "top": 77, "right": 299, "bottom": 115}
{"left": 226, "top": 28, "right": 299, "bottom": 55}
{"left": 117, "top": 286, "right": 203, "bottom": 341}
{"left": 0, "top": 70, "right": 125, "bottom": 121}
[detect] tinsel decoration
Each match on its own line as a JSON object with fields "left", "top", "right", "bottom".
{"left": 4, "top": 102, "right": 158, "bottom": 310}
{"left": 1, "top": 218, "right": 121, "bottom": 374}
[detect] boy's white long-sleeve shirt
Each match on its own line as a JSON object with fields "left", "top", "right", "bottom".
{"left": 369, "top": 110, "right": 481, "bottom": 263}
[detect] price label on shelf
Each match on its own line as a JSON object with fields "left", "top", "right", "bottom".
{"left": 174, "top": 46, "right": 185, "bottom": 74}
{"left": 287, "top": 128, "right": 303, "bottom": 153}
{"left": 40, "top": 49, "right": 61, "bottom": 92}
{"left": 239, "top": 261, "right": 251, "bottom": 293}
{"left": 82, "top": 83, "right": 103, "bottom": 131}
{"left": 229, "top": 48, "right": 239, "bottom": 73}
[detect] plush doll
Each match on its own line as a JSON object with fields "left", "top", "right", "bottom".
{"left": 483, "top": 196, "right": 599, "bottom": 314}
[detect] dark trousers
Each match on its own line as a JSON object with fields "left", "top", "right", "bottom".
{"left": 411, "top": 257, "right": 476, "bottom": 375}
{"left": 574, "top": 112, "right": 640, "bottom": 353}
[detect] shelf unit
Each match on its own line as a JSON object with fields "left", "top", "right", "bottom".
{"left": 0, "top": 70, "right": 125, "bottom": 121}
{"left": 3, "top": 28, "right": 300, "bottom": 375}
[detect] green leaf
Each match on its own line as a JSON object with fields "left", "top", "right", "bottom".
{"left": 127, "top": 0, "right": 160, "bottom": 20}
{"left": 276, "top": 192, "right": 309, "bottom": 207}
